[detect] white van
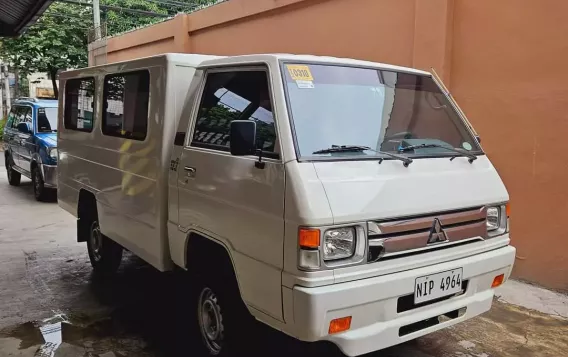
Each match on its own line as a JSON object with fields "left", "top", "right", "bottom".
{"left": 57, "top": 53, "right": 515, "bottom": 356}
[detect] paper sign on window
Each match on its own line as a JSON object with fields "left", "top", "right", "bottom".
{"left": 287, "top": 65, "right": 314, "bottom": 81}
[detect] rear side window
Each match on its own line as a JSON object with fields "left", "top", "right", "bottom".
{"left": 102, "top": 71, "right": 150, "bottom": 141}
{"left": 64, "top": 78, "right": 95, "bottom": 132}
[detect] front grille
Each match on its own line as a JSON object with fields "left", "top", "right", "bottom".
{"left": 367, "top": 207, "right": 487, "bottom": 262}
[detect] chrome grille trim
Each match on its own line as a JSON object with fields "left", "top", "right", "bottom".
{"left": 367, "top": 207, "right": 487, "bottom": 261}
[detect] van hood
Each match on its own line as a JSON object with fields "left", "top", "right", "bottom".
{"left": 312, "top": 155, "right": 508, "bottom": 224}
{"left": 35, "top": 132, "right": 57, "bottom": 147}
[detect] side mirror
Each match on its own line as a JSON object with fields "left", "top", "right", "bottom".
{"left": 17, "top": 122, "right": 30, "bottom": 134}
{"left": 230, "top": 120, "right": 256, "bottom": 156}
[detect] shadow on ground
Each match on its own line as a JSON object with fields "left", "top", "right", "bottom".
{"left": 0, "top": 254, "right": 342, "bottom": 357}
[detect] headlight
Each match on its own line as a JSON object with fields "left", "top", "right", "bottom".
{"left": 323, "top": 227, "right": 356, "bottom": 260}
{"left": 49, "top": 148, "right": 58, "bottom": 160}
{"left": 486, "top": 203, "right": 509, "bottom": 237}
{"left": 486, "top": 206, "right": 500, "bottom": 231}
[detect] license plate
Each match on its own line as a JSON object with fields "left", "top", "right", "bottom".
{"left": 414, "top": 268, "right": 463, "bottom": 304}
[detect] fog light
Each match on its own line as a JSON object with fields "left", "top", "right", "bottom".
{"left": 299, "top": 249, "right": 320, "bottom": 269}
{"left": 492, "top": 274, "right": 505, "bottom": 288}
{"left": 329, "top": 316, "right": 352, "bottom": 334}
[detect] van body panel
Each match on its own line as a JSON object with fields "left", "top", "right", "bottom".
{"left": 176, "top": 147, "right": 286, "bottom": 320}
{"left": 58, "top": 55, "right": 217, "bottom": 272}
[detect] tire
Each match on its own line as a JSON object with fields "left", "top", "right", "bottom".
{"left": 6, "top": 155, "right": 21, "bottom": 186}
{"left": 183, "top": 248, "right": 254, "bottom": 356}
{"left": 85, "top": 205, "right": 123, "bottom": 275}
{"left": 32, "top": 166, "right": 50, "bottom": 202}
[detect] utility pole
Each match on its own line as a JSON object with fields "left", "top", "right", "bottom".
{"left": 3, "top": 64, "right": 11, "bottom": 115}
{"left": 93, "top": 0, "right": 102, "bottom": 40}
{"left": 0, "top": 76, "right": 3, "bottom": 118}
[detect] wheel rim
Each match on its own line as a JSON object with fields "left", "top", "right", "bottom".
{"left": 89, "top": 221, "right": 103, "bottom": 262}
{"left": 198, "top": 287, "right": 224, "bottom": 355}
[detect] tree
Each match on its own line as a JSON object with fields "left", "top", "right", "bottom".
{"left": 103, "top": 0, "right": 169, "bottom": 36}
{"left": 103, "top": 0, "right": 223, "bottom": 36}
{"left": 0, "top": 0, "right": 222, "bottom": 98}
{"left": 0, "top": 3, "right": 89, "bottom": 98}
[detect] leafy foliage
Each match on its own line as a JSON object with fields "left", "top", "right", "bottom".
{"left": 104, "top": 0, "right": 168, "bottom": 36}
{"left": 104, "top": 0, "right": 223, "bottom": 36}
{"left": 0, "top": 0, "right": 222, "bottom": 98}
{"left": 0, "top": 3, "right": 89, "bottom": 98}
{"left": 0, "top": 118, "right": 6, "bottom": 141}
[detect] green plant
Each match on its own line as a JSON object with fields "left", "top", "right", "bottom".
{"left": 0, "top": 118, "right": 6, "bottom": 142}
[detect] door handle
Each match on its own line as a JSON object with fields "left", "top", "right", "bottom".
{"left": 184, "top": 166, "right": 196, "bottom": 178}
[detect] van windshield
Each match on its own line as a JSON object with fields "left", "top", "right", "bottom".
{"left": 282, "top": 63, "right": 481, "bottom": 160}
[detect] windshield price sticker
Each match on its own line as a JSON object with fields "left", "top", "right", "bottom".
{"left": 287, "top": 65, "right": 314, "bottom": 81}
{"left": 296, "top": 80, "right": 314, "bottom": 89}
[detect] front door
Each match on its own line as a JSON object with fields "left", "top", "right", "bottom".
{"left": 3, "top": 107, "right": 18, "bottom": 166}
{"left": 17, "top": 106, "right": 33, "bottom": 173}
{"left": 10, "top": 106, "right": 26, "bottom": 169}
{"left": 177, "top": 67, "right": 286, "bottom": 320}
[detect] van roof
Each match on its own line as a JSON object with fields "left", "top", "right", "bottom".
{"left": 202, "top": 53, "right": 432, "bottom": 76}
{"left": 61, "top": 53, "right": 431, "bottom": 77}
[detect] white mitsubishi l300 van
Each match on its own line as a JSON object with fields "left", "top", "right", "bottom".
{"left": 57, "top": 53, "right": 515, "bottom": 356}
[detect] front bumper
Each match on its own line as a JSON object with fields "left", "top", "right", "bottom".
{"left": 292, "top": 245, "right": 516, "bottom": 356}
{"left": 41, "top": 164, "right": 57, "bottom": 188}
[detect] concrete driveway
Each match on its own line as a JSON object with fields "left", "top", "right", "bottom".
{"left": 0, "top": 154, "right": 566, "bottom": 357}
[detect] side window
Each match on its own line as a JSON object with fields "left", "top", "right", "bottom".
{"left": 23, "top": 107, "right": 32, "bottom": 124}
{"left": 7, "top": 107, "right": 17, "bottom": 128}
{"left": 102, "top": 71, "right": 149, "bottom": 141}
{"left": 191, "top": 70, "right": 277, "bottom": 156}
{"left": 13, "top": 106, "right": 26, "bottom": 128}
{"left": 64, "top": 78, "right": 95, "bottom": 132}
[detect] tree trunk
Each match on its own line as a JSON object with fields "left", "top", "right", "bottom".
{"left": 14, "top": 67, "right": 19, "bottom": 98}
{"left": 49, "top": 67, "right": 59, "bottom": 99}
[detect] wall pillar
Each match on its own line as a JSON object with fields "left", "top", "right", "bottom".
{"left": 173, "top": 14, "right": 191, "bottom": 53}
{"left": 412, "top": 0, "right": 454, "bottom": 84}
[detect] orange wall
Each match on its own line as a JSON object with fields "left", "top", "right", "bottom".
{"left": 92, "top": 0, "right": 568, "bottom": 291}
{"left": 451, "top": 0, "right": 568, "bottom": 289}
{"left": 189, "top": 0, "right": 416, "bottom": 68}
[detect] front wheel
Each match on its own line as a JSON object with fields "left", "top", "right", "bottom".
{"left": 6, "top": 156, "right": 21, "bottom": 186}
{"left": 32, "top": 166, "right": 51, "bottom": 201}
{"left": 198, "top": 286, "right": 226, "bottom": 355}
{"left": 182, "top": 259, "right": 254, "bottom": 356}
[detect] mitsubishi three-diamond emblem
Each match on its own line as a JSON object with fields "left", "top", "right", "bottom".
{"left": 427, "top": 218, "right": 448, "bottom": 244}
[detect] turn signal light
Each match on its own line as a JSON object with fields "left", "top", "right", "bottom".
{"left": 506, "top": 203, "right": 511, "bottom": 217}
{"left": 492, "top": 274, "right": 505, "bottom": 288}
{"left": 329, "top": 316, "right": 352, "bottom": 334}
{"left": 299, "top": 228, "right": 320, "bottom": 249}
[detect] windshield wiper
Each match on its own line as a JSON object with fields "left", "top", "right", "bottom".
{"left": 312, "top": 145, "right": 413, "bottom": 167}
{"left": 398, "top": 143, "right": 477, "bottom": 163}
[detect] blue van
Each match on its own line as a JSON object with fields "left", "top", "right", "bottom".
{"left": 3, "top": 98, "right": 58, "bottom": 201}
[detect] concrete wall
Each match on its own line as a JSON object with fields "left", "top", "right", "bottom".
{"left": 450, "top": 0, "right": 568, "bottom": 290}
{"left": 88, "top": 0, "right": 568, "bottom": 291}
{"left": 28, "top": 73, "right": 56, "bottom": 98}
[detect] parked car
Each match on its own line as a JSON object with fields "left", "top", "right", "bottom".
{"left": 57, "top": 54, "right": 515, "bottom": 356}
{"left": 3, "top": 98, "right": 58, "bottom": 201}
